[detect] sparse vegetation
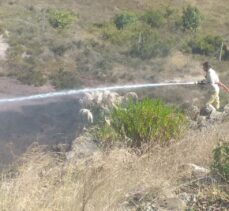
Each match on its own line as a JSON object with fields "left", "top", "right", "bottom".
{"left": 141, "top": 10, "right": 166, "bottom": 28}
{"left": 50, "top": 68, "right": 81, "bottom": 89}
{"left": 188, "top": 35, "right": 228, "bottom": 59}
{"left": 16, "top": 69, "right": 47, "bottom": 86}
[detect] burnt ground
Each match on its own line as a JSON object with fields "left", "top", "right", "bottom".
{"left": 0, "top": 77, "right": 82, "bottom": 169}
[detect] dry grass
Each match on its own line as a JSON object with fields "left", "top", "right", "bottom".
{"left": 0, "top": 123, "right": 228, "bottom": 211}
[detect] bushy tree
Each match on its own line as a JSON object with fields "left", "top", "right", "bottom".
{"left": 182, "top": 5, "right": 201, "bottom": 32}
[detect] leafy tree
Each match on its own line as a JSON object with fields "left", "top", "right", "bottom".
{"left": 182, "top": 5, "right": 201, "bottom": 32}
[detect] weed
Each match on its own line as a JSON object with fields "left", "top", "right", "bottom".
{"left": 212, "top": 142, "right": 229, "bottom": 181}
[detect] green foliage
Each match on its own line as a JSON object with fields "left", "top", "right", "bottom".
{"left": 141, "top": 10, "right": 166, "bottom": 28}
{"left": 130, "top": 28, "right": 172, "bottom": 59}
{"left": 98, "top": 99, "right": 186, "bottom": 148}
{"left": 101, "top": 9, "right": 174, "bottom": 59}
{"left": 189, "top": 35, "right": 226, "bottom": 57}
{"left": 182, "top": 5, "right": 201, "bottom": 32}
{"left": 114, "top": 11, "right": 138, "bottom": 29}
{"left": 16, "top": 70, "right": 46, "bottom": 87}
{"left": 102, "top": 22, "right": 139, "bottom": 45}
{"left": 212, "top": 142, "right": 229, "bottom": 181}
{"left": 50, "top": 69, "right": 81, "bottom": 89}
{"left": 48, "top": 9, "right": 75, "bottom": 29}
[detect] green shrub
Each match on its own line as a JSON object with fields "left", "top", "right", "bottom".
{"left": 99, "top": 99, "right": 186, "bottom": 148}
{"left": 48, "top": 9, "right": 75, "bottom": 29}
{"left": 182, "top": 5, "right": 201, "bottom": 32}
{"left": 130, "top": 29, "right": 172, "bottom": 59}
{"left": 189, "top": 35, "right": 225, "bottom": 57}
{"left": 141, "top": 10, "right": 166, "bottom": 28}
{"left": 16, "top": 70, "right": 46, "bottom": 87}
{"left": 114, "top": 11, "right": 138, "bottom": 29}
{"left": 50, "top": 68, "right": 81, "bottom": 89}
{"left": 212, "top": 142, "right": 229, "bottom": 181}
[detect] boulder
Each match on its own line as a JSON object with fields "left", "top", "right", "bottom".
{"left": 66, "top": 133, "right": 100, "bottom": 160}
{"left": 200, "top": 105, "right": 216, "bottom": 117}
{"left": 186, "top": 105, "right": 200, "bottom": 121}
{"left": 223, "top": 104, "right": 229, "bottom": 113}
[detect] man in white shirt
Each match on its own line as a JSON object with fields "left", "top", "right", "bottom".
{"left": 199, "top": 61, "right": 220, "bottom": 110}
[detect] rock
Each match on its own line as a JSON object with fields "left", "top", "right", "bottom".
{"left": 200, "top": 105, "right": 216, "bottom": 117}
{"left": 157, "top": 197, "right": 186, "bottom": 211}
{"left": 179, "top": 163, "right": 210, "bottom": 178}
{"left": 186, "top": 105, "right": 199, "bottom": 121}
{"left": 66, "top": 133, "right": 99, "bottom": 160}
{"left": 196, "top": 116, "right": 208, "bottom": 128}
{"left": 223, "top": 104, "right": 229, "bottom": 113}
{"left": 209, "top": 111, "right": 224, "bottom": 122}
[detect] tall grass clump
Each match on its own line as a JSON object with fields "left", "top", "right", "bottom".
{"left": 98, "top": 99, "right": 187, "bottom": 148}
{"left": 212, "top": 142, "right": 229, "bottom": 181}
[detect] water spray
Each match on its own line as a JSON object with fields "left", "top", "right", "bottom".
{"left": 0, "top": 81, "right": 197, "bottom": 104}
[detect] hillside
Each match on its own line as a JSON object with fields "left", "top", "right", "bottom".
{"left": 0, "top": 0, "right": 228, "bottom": 211}
{"left": 0, "top": 0, "right": 228, "bottom": 91}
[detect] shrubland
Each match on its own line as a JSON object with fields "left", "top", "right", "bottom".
{"left": 0, "top": 0, "right": 228, "bottom": 90}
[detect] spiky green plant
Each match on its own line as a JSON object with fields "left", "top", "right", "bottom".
{"left": 98, "top": 98, "right": 187, "bottom": 148}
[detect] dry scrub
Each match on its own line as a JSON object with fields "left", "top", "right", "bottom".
{"left": 0, "top": 123, "right": 228, "bottom": 211}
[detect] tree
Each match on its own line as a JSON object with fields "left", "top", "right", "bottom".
{"left": 182, "top": 6, "right": 201, "bottom": 32}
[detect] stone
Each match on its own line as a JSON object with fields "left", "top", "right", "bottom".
{"left": 186, "top": 105, "right": 199, "bottom": 121}
{"left": 200, "top": 105, "right": 215, "bottom": 117}
{"left": 157, "top": 197, "right": 186, "bottom": 210}
{"left": 66, "top": 133, "right": 99, "bottom": 160}
{"left": 223, "top": 104, "right": 229, "bottom": 113}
